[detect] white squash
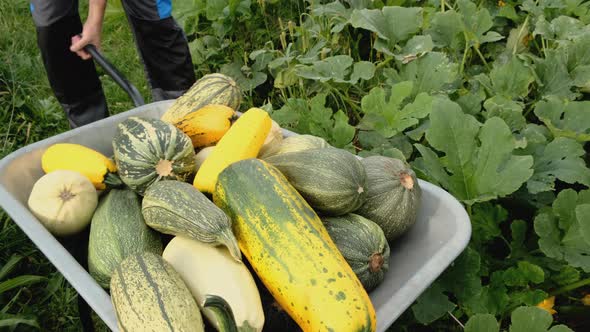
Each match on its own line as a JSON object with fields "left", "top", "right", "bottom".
{"left": 162, "top": 236, "right": 265, "bottom": 332}
{"left": 195, "top": 146, "right": 215, "bottom": 171}
{"left": 257, "top": 120, "right": 282, "bottom": 158}
{"left": 27, "top": 170, "right": 98, "bottom": 236}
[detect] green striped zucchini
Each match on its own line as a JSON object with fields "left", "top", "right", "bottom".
{"left": 110, "top": 252, "right": 204, "bottom": 331}
{"left": 112, "top": 116, "right": 196, "bottom": 195}
{"left": 161, "top": 73, "right": 242, "bottom": 124}
{"left": 88, "top": 189, "right": 162, "bottom": 288}
{"left": 142, "top": 180, "right": 241, "bottom": 261}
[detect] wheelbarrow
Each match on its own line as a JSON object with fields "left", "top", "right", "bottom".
{"left": 0, "top": 45, "right": 471, "bottom": 332}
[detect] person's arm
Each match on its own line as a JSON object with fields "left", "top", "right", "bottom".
{"left": 70, "top": 0, "right": 107, "bottom": 60}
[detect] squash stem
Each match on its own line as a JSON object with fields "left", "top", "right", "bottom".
{"left": 218, "top": 230, "right": 242, "bottom": 262}
{"left": 203, "top": 295, "right": 239, "bottom": 332}
{"left": 104, "top": 172, "right": 124, "bottom": 188}
{"left": 369, "top": 253, "right": 384, "bottom": 273}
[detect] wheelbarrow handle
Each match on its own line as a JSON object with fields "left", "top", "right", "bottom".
{"left": 83, "top": 43, "right": 145, "bottom": 108}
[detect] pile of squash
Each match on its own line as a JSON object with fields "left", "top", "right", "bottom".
{"left": 28, "top": 73, "right": 422, "bottom": 332}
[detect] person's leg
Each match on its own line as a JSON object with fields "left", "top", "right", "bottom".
{"left": 30, "top": 0, "right": 108, "bottom": 129}
{"left": 120, "top": 0, "right": 196, "bottom": 101}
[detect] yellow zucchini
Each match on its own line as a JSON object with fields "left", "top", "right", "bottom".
{"left": 41, "top": 143, "right": 119, "bottom": 190}
{"left": 213, "top": 159, "right": 376, "bottom": 332}
{"left": 193, "top": 108, "right": 271, "bottom": 193}
{"left": 175, "top": 104, "right": 235, "bottom": 148}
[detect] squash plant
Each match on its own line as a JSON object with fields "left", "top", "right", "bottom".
{"left": 175, "top": 0, "right": 590, "bottom": 330}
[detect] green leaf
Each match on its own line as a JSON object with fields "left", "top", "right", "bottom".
{"left": 0, "top": 275, "right": 46, "bottom": 294}
{"left": 331, "top": 110, "right": 356, "bottom": 148}
{"left": 439, "top": 247, "right": 482, "bottom": 302}
{"left": 396, "top": 35, "right": 434, "bottom": 63}
{"left": 220, "top": 61, "right": 267, "bottom": 92}
{"left": 489, "top": 57, "right": 535, "bottom": 99}
{"left": 471, "top": 203, "right": 508, "bottom": 246}
{"left": 0, "top": 255, "right": 22, "bottom": 280}
{"left": 463, "top": 283, "right": 510, "bottom": 315}
{"left": 350, "top": 61, "right": 376, "bottom": 84}
{"left": 358, "top": 81, "right": 434, "bottom": 137}
{"left": 388, "top": 52, "right": 459, "bottom": 96}
{"left": 509, "top": 306, "right": 573, "bottom": 332}
{"left": 518, "top": 261, "right": 545, "bottom": 284}
{"left": 349, "top": 6, "right": 422, "bottom": 43}
{"left": 412, "top": 144, "right": 449, "bottom": 188}
{"left": 456, "top": 90, "right": 485, "bottom": 115}
{"left": 457, "top": 0, "right": 502, "bottom": 46}
{"left": 295, "top": 55, "right": 353, "bottom": 82}
{"left": 534, "top": 189, "right": 590, "bottom": 271}
{"left": 527, "top": 137, "right": 590, "bottom": 194}
{"left": 535, "top": 50, "right": 576, "bottom": 99}
{"left": 534, "top": 15, "right": 588, "bottom": 40}
{"left": 483, "top": 96, "right": 526, "bottom": 132}
{"left": 426, "top": 10, "right": 463, "bottom": 49}
{"left": 551, "top": 265, "right": 580, "bottom": 286}
{"left": 295, "top": 56, "right": 375, "bottom": 84}
{"left": 0, "top": 313, "right": 39, "bottom": 329}
{"left": 270, "top": 95, "right": 355, "bottom": 148}
{"left": 420, "top": 99, "right": 533, "bottom": 204}
{"left": 465, "top": 314, "right": 499, "bottom": 332}
{"left": 500, "top": 262, "right": 545, "bottom": 288}
{"left": 411, "top": 282, "right": 455, "bottom": 325}
{"left": 310, "top": 1, "right": 352, "bottom": 33}
{"left": 510, "top": 220, "right": 528, "bottom": 257}
{"left": 534, "top": 96, "right": 590, "bottom": 142}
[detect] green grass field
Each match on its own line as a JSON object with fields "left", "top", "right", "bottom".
{"left": 2, "top": 0, "right": 590, "bottom": 331}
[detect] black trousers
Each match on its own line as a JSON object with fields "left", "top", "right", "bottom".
{"left": 30, "top": 0, "right": 196, "bottom": 128}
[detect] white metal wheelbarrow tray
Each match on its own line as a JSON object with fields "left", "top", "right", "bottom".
{"left": 0, "top": 99, "right": 471, "bottom": 332}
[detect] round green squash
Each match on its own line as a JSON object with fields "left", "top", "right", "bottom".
{"left": 88, "top": 189, "right": 162, "bottom": 288}
{"left": 110, "top": 252, "right": 204, "bottom": 331}
{"left": 112, "top": 116, "right": 196, "bottom": 195}
{"left": 260, "top": 134, "right": 330, "bottom": 159}
{"left": 142, "top": 180, "right": 241, "bottom": 262}
{"left": 322, "top": 213, "right": 390, "bottom": 292}
{"left": 161, "top": 73, "right": 242, "bottom": 124}
{"left": 265, "top": 147, "right": 366, "bottom": 216}
{"left": 355, "top": 156, "right": 421, "bottom": 242}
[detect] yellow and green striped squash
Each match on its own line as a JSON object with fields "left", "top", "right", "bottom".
{"left": 110, "top": 252, "right": 204, "bottom": 331}
{"left": 161, "top": 73, "right": 242, "bottom": 124}
{"left": 213, "top": 159, "right": 376, "bottom": 332}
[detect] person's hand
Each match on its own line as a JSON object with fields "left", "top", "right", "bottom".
{"left": 70, "top": 22, "right": 102, "bottom": 60}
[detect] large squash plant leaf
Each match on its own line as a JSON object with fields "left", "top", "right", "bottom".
{"left": 414, "top": 99, "right": 534, "bottom": 205}
{"left": 509, "top": 306, "right": 574, "bottom": 332}
{"left": 269, "top": 94, "right": 355, "bottom": 148}
{"left": 524, "top": 137, "right": 590, "bottom": 194}
{"left": 357, "top": 81, "right": 435, "bottom": 138}
{"left": 464, "top": 314, "right": 499, "bottom": 332}
{"left": 533, "top": 96, "right": 590, "bottom": 142}
{"left": 534, "top": 189, "right": 590, "bottom": 272}
{"left": 385, "top": 52, "right": 460, "bottom": 97}
{"left": 295, "top": 55, "right": 375, "bottom": 84}
{"left": 349, "top": 6, "right": 422, "bottom": 54}
{"left": 464, "top": 307, "right": 574, "bottom": 332}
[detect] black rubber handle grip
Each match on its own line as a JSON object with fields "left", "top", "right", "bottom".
{"left": 83, "top": 43, "right": 145, "bottom": 107}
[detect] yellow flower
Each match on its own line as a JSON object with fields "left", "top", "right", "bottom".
{"left": 498, "top": 0, "right": 506, "bottom": 7}
{"left": 582, "top": 294, "right": 590, "bottom": 306}
{"left": 537, "top": 296, "right": 557, "bottom": 315}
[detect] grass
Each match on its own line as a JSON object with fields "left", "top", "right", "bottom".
{"left": 0, "top": 0, "right": 152, "bottom": 330}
